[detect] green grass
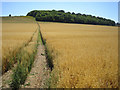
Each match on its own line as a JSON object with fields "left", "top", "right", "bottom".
{"left": 10, "top": 49, "right": 37, "bottom": 89}
{"left": 37, "top": 22, "right": 43, "bottom": 45}
{"left": 10, "top": 24, "right": 40, "bottom": 89}
{"left": 44, "top": 44, "right": 54, "bottom": 71}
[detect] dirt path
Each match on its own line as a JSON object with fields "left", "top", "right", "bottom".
{"left": 2, "top": 69, "right": 13, "bottom": 88}
{"left": 2, "top": 64, "right": 17, "bottom": 88}
{"left": 23, "top": 42, "right": 50, "bottom": 88}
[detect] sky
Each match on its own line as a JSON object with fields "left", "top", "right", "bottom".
{"left": 1, "top": 2, "right": 118, "bottom": 23}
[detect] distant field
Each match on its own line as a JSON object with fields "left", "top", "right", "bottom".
{"left": 2, "top": 16, "right": 38, "bottom": 73}
{"left": 40, "top": 22, "right": 118, "bottom": 88}
{"left": 1, "top": 16, "right": 35, "bottom": 23}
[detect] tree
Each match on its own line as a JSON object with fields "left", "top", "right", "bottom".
{"left": 9, "top": 14, "right": 11, "bottom": 17}
{"left": 116, "top": 23, "right": 120, "bottom": 26}
{"left": 58, "top": 10, "right": 65, "bottom": 13}
{"left": 27, "top": 10, "right": 115, "bottom": 26}
{"left": 72, "top": 12, "right": 75, "bottom": 15}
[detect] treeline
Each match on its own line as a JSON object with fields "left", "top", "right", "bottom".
{"left": 27, "top": 10, "right": 115, "bottom": 26}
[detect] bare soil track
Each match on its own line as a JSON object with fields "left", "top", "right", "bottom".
{"left": 23, "top": 42, "right": 50, "bottom": 88}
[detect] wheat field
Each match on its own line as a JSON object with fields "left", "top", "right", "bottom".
{"left": 40, "top": 22, "right": 118, "bottom": 88}
{"left": 2, "top": 17, "right": 38, "bottom": 73}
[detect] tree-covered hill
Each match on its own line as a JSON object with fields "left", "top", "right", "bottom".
{"left": 27, "top": 10, "right": 115, "bottom": 26}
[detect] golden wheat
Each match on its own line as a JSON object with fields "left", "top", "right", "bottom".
{"left": 2, "top": 21, "right": 38, "bottom": 73}
{"left": 39, "top": 22, "right": 118, "bottom": 88}
{"left": 2, "top": 23, "right": 37, "bottom": 57}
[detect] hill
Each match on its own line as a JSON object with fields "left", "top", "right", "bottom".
{"left": 27, "top": 10, "right": 115, "bottom": 26}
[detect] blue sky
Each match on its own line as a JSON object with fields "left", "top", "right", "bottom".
{"left": 2, "top": 2, "right": 118, "bottom": 22}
